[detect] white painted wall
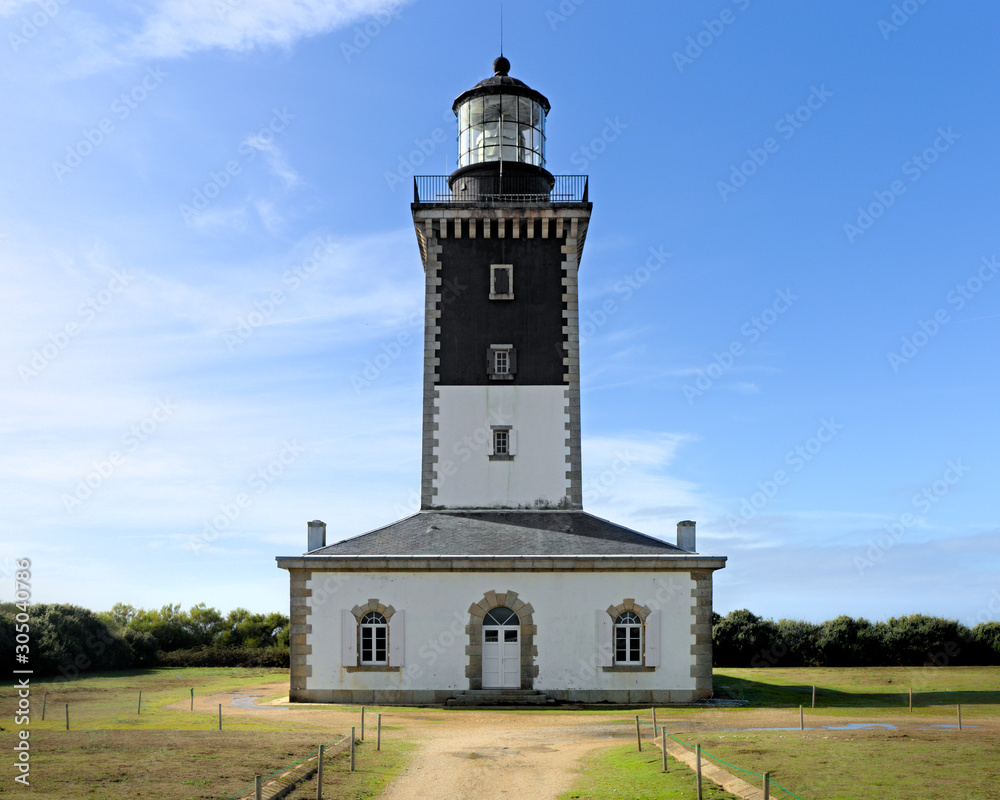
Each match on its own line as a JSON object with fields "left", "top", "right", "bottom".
{"left": 432, "top": 385, "right": 569, "bottom": 508}
{"left": 305, "top": 571, "right": 696, "bottom": 693}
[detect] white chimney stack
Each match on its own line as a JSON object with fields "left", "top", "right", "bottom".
{"left": 677, "top": 520, "right": 696, "bottom": 552}
{"left": 307, "top": 520, "right": 327, "bottom": 552}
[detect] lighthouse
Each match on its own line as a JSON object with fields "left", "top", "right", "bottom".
{"left": 412, "top": 55, "right": 590, "bottom": 510}
{"left": 277, "top": 57, "right": 725, "bottom": 705}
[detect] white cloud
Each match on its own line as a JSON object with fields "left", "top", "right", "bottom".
{"left": 128, "top": 0, "right": 410, "bottom": 59}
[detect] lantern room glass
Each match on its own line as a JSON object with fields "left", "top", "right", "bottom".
{"left": 456, "top": 94, "right": 546, "bottom": 168}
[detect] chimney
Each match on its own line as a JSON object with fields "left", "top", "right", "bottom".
{"left": 676, "top": 520, "right": 696, "bottom": 552}
{"left": 307, "top": 520, "right": 327, "bottom": 552}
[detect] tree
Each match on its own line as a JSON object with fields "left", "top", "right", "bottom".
{"left": 713, "top": 609, "right": 780, "bottom": 667}
{"left": 817, "top": 615, "right": 879, "bottom": 667}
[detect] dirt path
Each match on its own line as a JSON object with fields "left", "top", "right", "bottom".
{"left": 378, "top": 712, "right": 617, "bottom": 800}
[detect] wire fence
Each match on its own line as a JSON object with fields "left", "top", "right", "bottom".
{"left": 223, "top": 732, "right": 350, "bottom": 800}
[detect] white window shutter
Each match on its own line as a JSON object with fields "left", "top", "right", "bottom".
{"left": 341, "top": 610, "right": 357, "bottom": 666}
{"left": 389, "top": 610, "right": 405, "bottom": 666}
{"left": 595, "top": 610, "right": 613, "bottom": 667}
{"left": 508, "top": 429, "right": 518, "bottom": 455}
{"left": 645, "top": 610, "right": 661, "bottom": 668}
{"left": 487, "top": 432, "right": 495, "bottom": 455}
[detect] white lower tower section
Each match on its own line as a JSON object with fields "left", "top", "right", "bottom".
{"left": 431, "top": 385, "right": 570, "bottom": 508}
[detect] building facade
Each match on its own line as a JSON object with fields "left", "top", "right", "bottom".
{"left": 276, "top": 57, "right": 726, "bottom": 705}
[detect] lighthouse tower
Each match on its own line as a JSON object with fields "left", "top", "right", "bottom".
{"left": 413, "top": 56, "right": 591, "bottom": 510}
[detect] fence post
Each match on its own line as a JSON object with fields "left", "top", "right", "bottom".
{"left": 909, "top": 687, "right": 913, "bottom": 712}
{"left": 41, "top": 692, "right": 47, "bottom": 721}
{"left": 696, "top": 744, "right": 703, "bottom": 800}
{"left": 351, "top": 727, "right": 356, "bottom": 772}
{"left": 661, "top": 727, "right": 667, "bottom": 772}
{"left": 763, "top": 771, "right": 770, "bottom": 800}
{"left": 635, "top": 715, "right": 641, "bottom": 752}
{"left": 811, "top": 685, "right": 816, "bottom": 709}
{"left": 652, "top": 706, "right": 657, "bottom": 732}
{"left": 218, "top": 703, "right": 222, "bottom": 731}
{"left": 316, "top": 744, "right": 324, "bottom": 800}
{"left": 255, "top": 774, "right": 262, "bottom": 800}
{"left": 190, "top": 687, "right": 194, "bottom": 711}
{"left": 377, "top": 714, "right": 382, "bottom": 751}
{"left": 65, "top": 704, "right": 69, "bottom": 731}
{"left": 361, "top": 706, "right": 365, "bottom": 741}
{"left": 137, "top": 690, "right": 142, "bottom": 715}
{"left": 957, "top": 704, "right": 962, "bottom": 731}
{"left": 799, "top": 705, "right": 804, "bottom": 731}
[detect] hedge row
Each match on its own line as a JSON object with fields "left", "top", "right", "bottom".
{"left": 713, "top": 610, "right": 1000, "bottom": 668}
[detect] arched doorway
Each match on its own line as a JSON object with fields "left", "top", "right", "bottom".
{"left": 481, "top": 607, "right": 520, "bottom": 688}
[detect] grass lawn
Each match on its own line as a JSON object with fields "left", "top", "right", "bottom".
{"left": 558, "top": 744, "right": 738, "bottom": 800}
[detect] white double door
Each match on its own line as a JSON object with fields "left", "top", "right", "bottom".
{"left": 482, "top": 624, "right": 520, "bottom": 688}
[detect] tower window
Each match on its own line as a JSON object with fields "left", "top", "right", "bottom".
{"left": 488, "top": 426, "right": 516, "bottom": 461}
{"left": 490, "top": 264, "right": 514, "bottom": 299}
{"left": 487, "top": 345, "right": 517, "bottom": 380}
{"left": 614, "top": 611, "right": 642, "bottom": 665}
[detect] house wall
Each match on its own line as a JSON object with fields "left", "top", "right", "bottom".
{"left": 294, "top": 569, "right": 711, "bottom": 704}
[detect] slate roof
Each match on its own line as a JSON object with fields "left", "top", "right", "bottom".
{"left": 307, "top": 510, "right": 690, "bottom": 557}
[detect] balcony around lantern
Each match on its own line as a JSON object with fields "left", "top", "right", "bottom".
{"left": 412, "top": 174, "right": 589, "bottom": 205}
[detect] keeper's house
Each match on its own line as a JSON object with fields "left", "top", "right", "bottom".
{"left": 276, "top": 57, "right": 726, "bottom": 705}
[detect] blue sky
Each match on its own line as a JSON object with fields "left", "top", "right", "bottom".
{"left": 2, "top": 0, "right": 998, "bottom": 626}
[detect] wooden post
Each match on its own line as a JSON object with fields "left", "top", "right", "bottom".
{"left": 763, "top": 771, "right": 770, "bottom": 800}
{"left": 909, "top": 687, "right": 913, "bottom": 712}
{"left": 137, "top": 690, "right": 142, "bottom": 714}
{"left": 218, "top": 703, "right": 222, "bottom": 731}
{"left": 361, "top": 706, "right": 365, "bottom": 741}
{"left": 811, "top": 685, "right": 816, "bottom": 709}
{"left": 799, "top": 705, "right": 804, "bottom": 730}
{"left": 652, "top": 706, "right": 657, "bottom": 732}
{"left": 255, "top": 774, "right": 262, "bottom": 800}
{"left": 635, "top": 715, "right": 641, "bottom": 752}
{"left": 316, "top": 744, "right": 324, "bottom": 800}
{"left": 351, "top": 727, "right": 356, "bottom": 772}
{"left": 41, "top": 692, "right": 47, "bottom": 721}
{"left": 190, "top": 688, "right": 194, "bottom": 711}
{"left": 65, "top": 704, "right": 69, "bottom": 731}
{"left": 661, "top": 727, "right": 667, "bottom": 772}
{"left": 958, "top": 704, "right": 962, "bottom": 730}
{"left": 377, "top": 714, "right": 382, "bottom": 751}
{"left": 696, "top": 744, "right": 703, "bottom": 800}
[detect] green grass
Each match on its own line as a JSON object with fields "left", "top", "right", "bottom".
{"left": 713, "top": 666, "right": 1000, "bottom": 716}
{"left": 558, "top": 744, "right": 738, "bottom": 800}
{"left": 284, "top": 740, "right": 417, "bottom": 800}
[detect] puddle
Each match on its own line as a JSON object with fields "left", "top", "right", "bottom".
{"left": 453, "top": 752, "right": 487, "bottom": 760}
{"left": 521, "top": 744, "right": 557, "bottom": 753}
{"left": 728, "top": 723, "right": 898, "bottom": 732}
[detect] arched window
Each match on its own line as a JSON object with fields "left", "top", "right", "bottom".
{"left": 483, "top": 607, "right": 519, "bottom": 626}
{"left": 615, "top": 611, "right": 642, "bottom": 665}
{"left": 360, "top": 612, "right": 387, "bottom": 665}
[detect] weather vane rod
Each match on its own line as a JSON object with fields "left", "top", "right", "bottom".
{"left": 500, "top": 0, "right": 504, "bottom": 55}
